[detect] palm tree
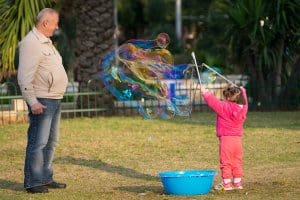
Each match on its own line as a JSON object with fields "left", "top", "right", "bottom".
{"left": 0, "top": 0, "right": 54, "bottom": 80}
{"left": 73, "top": 0, "right": 115, "bottom": 114}
{"left": 0, "top": 0, "right": 115, "bottom": 114}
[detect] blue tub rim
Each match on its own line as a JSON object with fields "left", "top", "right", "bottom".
{"left": 158, "top": 169, "right": 217, "bottom": 178}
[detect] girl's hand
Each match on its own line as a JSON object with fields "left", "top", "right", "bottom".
{"left": 240, "top": 86, "right": 245, "bottom": 92}
{"left": 200, "top": 85, "right": 208, "bottom": 93}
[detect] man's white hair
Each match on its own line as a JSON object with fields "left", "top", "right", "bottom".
{"left": 36, "top": 8, "right": 58, "bottom": 24}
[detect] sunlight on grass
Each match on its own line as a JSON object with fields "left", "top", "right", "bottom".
{"left": 0, "top": 111, "right": 299, "bottom": 199}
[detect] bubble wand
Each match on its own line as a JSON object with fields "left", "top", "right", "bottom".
{"left": 191, "top": 52, "right": 203, "bottom": 86}
{"left": 201, "top": 62, "right": 238, "bottom": 87}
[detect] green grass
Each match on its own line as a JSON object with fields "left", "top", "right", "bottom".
{"left": 0, "top": 111, "right": 299, "bottom": 200}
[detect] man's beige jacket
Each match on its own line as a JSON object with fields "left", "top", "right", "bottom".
{"left": 18, "top": 27, "right": 68, "bottom": 107}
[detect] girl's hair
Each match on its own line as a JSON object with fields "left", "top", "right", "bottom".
{"left": 223, "top": 86, "right": 246, "bottom": 105}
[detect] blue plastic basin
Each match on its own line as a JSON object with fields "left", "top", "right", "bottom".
{"left": 159, "top": 169, "right": 216, "bottom": 196}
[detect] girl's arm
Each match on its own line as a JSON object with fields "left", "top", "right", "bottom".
{"left": 240, "top": 87, "right": 248, "bottom": 105}
{"left": 201, "top": 86, "right": 226, "bottom": 116}
{"left": 240, "top": 87, "right": 248, "bottom": 113}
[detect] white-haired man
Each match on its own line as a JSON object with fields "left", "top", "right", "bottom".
{"left": 18, "top": 8, "right": 68, "bottom": 193}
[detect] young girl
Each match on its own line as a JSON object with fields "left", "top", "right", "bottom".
{"left": 201, "top": 85, "right": 248, "bottom": 190}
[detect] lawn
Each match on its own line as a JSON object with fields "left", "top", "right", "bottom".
{"left": 0, "top": 111, "right": 299, "bottom": 200}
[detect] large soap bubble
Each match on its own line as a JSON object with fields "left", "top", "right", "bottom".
{"left": 99, "top": 33, "right": 195, "bottom": 119}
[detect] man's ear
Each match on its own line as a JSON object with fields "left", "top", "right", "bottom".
{"left": 43, "top": 20, "right": 48, "bottom": 27}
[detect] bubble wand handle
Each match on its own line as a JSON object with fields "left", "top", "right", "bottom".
{"left": 191, "top": 52, "right": 203, "bottom": 86}
{"left": 201, "top": 62, "right": 238, "bottom": 87}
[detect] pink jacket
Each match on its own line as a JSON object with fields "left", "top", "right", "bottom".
{"left": 202, "top": 87, "right": 248, "bottom": 137}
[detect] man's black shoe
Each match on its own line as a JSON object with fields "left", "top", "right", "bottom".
{"left": 26, "top": 185, "right": 49, "bottom": 193}
{"left": 45, "top": 181, "right": 67, "bottom": 189}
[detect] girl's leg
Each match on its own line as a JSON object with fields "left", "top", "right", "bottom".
{"left": 215, "top": 136, "right": 234, "bottom": 190}
{"left": 232, "top": 137, "right": 243, "bottom": 189}
{"left": 219, "top": 136, "right": 233, "bottom": 179}
{"left": 232, "top": 137, "right": 243, "bottom": 177}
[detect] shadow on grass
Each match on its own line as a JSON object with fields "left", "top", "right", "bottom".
{"left": 54, "top": 156, "right": 159, "bottom": 181}
{"left": 115, "top": 185, "right": 164, "bottom": 195}
{"left": 0, "top": 179, "right": 23, "bottom": 191}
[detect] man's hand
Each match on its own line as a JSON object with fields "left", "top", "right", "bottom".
{"left": 31, "top": 102, "right": 47, "bottom": 115}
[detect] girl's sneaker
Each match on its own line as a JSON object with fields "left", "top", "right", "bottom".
{"left": 233, "top": 182, "right": 243, "bottom": 189}
{"left": 214, "top": 182, "right": 233, "bottom": 191}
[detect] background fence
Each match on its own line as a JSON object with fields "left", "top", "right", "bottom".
{"left": 1, "top": 77, "right": 299, "bottom": 124}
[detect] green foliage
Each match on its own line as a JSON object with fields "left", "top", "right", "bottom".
{"left": 62, "top": 94, "right": 75, "bottom": 102}
{"left": 144, "top": 0, "right": 167, "bottom": 25}
{"left": 0, "top": 95, "right": 10, "bottom": 104}
{"left": 199, "top": 0, "right": 300, "bottom": 104}
{"left": 52, "top": 30, "right": 75, "bottom": 71}
{"left": 52, "top": 1, "right": 77, "bottom": 71}
{"left": 117, "top": 0, "right": 183, "bottom": 54}
{"left": 201, "top": 0, "right": 300, "bottom": 68}
{"left": 117, "top": 0, "right": 146, "bottom": 40}
{"left": 0, "top": 0, "right": 55, "bottom": 80}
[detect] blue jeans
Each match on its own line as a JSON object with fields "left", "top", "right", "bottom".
{"left": 24, "top": 98, "right": 62, "bottom": 188}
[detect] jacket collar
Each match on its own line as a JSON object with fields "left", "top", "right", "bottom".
{"left": 32, "top": 27, "right": 52, "bottom": 44}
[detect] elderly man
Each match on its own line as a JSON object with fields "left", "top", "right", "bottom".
{"left": 18, "top": 8, "right": 68, "bottom": 193}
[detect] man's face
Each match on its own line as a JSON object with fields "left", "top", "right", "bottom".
{"left": 43, "top": 13, "right": 59, "bottom": 37}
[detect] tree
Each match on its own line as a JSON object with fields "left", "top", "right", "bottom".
{"left": 73, "top": 0, "right": 115, "bottom": 115}
{"left": 0, "top": 0, "right": 55, "bottom": 80}
{"left": 117, "top": 0, "right": 146, "bottom": 41}
{"left": 203, "top": 0, "right": 300, "bottom": 107}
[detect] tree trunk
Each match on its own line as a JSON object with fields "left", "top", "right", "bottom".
{"left": 280, "top": 56, "right": 300, "bottom": 109}
{"left": 245, "top": 49, "right": 268, "bottom": 108}
{"left": 274, "top": 37, "right": 284, "bottom": 100}
{"left": 74, "top": 0, "right": 115, "bottom": 115}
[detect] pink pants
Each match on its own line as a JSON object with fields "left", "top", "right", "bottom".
{"left": 219, "top": 136, "right": 243, "bottom": 179}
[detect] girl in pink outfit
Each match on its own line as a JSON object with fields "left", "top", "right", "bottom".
{"left": 201, "top": 85, "right": 248, "bottom": 190}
